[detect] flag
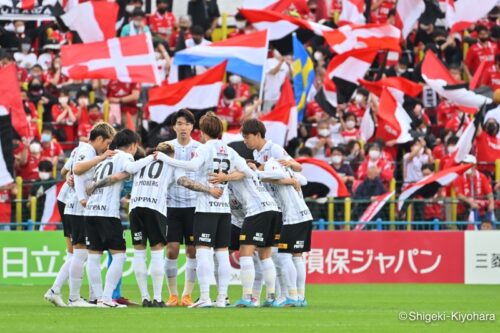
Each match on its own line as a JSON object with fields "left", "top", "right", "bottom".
{"left": 324, "top": 23, "right": 401, "bottom": 54}
{"left": 292, "top": 35, "right": 315, "bottom": 121}
{"left": 60, "top": 1, "right": 118, "bottom": 43}
{"left": 446, "top": 0, "right": 498, "bottom": 34}
{"left": 0, "top": 64, "right": 29, "bottom": 138}
{"left": 40, "top": 182, "right": 65, "bottom": 231}
{"left": 0, "top": 112, "right": 14, "bottom": 187}
{"left": 355, "top": 191, "right": 394, "bottom": 230}
{"left": 266, "top": 0, "right": 310, "bottom": 15}
{"left": 469, "top": 61, "right": 487, "bottom": 90}
{"left": 338, "top": 0, "right": 366, "bottom": 26}
{"left": 421, "top": 50, "right": 491, "bottom": 107}
{"left": 359, "top": 76, "right": 423, "bottom": 102}
{"left": 394, "top": 0, "right": 426, "bottom": 39}
{"left": 314, "top": 78, "right": 338, "bottom": 117}
{"left": 375, "top": 88, "right": 413, "bottom": 144}
{"left": 359, "top": 107, "right": 375, "bottom": 142}
{"left": 260, "top": 79, "right": 297, "bottom": 147}
{"left": 173, "top": 30, "right": 268, "bottom": 83}
{"left": 296, "top": 157, "right": 350, "bottom": 197}
{"left": 148, "top": 61, "right": 227, "bottom": 124}
{"left": 467, "top": 209, "right": 480, "bottom": 231}
{"left": 16, "top": 0, "right": 35, "bottom": 10}
{"left": 398, "top": 163, "right": 473, "bottom": 210}
{"left": 61, "top": 33, "right": 161, "bottom": 85}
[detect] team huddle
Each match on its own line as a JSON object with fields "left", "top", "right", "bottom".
{"left": 43, "top": 110, "right": 313, "bottom": 308}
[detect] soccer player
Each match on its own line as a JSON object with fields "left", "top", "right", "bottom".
{"left": 241, "top": 118, "right": 303, "bottom": 302}
{"left": 156, "top": 112, "right": 254, "bottom": 308}
{"left": 65, "top": 122, "right": 116, "bottom": 307}
{"left": 257, "top": 159, "right": 312, "bottom": 307}
{"left": 84, "top": 129, "right": 153, "bottom": 308}
{"left": 164, "top": 109, "right": 201, "bottom": 307}
{"left": 44, "top": 154, "right": 75, "bottom": 307}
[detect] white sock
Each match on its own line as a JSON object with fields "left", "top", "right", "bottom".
{"left": 182, "top": 258, "right": 197, "bottom": 297}
{"left": 213, "top": 252, "right": 219, "bottom": 287}
{"left": 103, "top": 253, "right": 126, "bottom": 303}
{"left": 51, "top": 252, "right": 72, "bottom": 294}
{"left": 271, "top": 247, "right": 282, "bottom": 298}
{"left": 165, "top": 258, "right": 178, "bottom": 296}
{"left": 150, "top": 250, "right": 165, "bottom": 302}
{"left": 133, "top": 249, "right": 150, "bottom": 301}
{"left": 260, "top": 258, "right": 276, "bottom": 298}
{"left": 239, "top": 256, "right": 255, "bottom": 299}
{"left": 252, "top": 255, "right": 264, "bottom": 301}
{"left": 87, "top": 253, "right": 103, "bottom": 301}
{"left": 293, "top": 256, "right": 306, "bottom": 301}
{"left": 279, "top": 253, "right": 297, "bottom": 301}
{"left": 196, "top": 249, "right": 212, "bottom": 301}
{"left": 69, "top": 249, "right": 87, "bottom": 301}
{"left": 215, "top": 251, "right": 230, "bottom": 298}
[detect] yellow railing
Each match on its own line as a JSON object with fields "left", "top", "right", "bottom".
{"left": 15, "top": 177, "right": 23, "bottom": 230}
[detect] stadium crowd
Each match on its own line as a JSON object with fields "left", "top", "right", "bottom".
{"left": 0, "top": 0, "right": 499, "bottom": 230}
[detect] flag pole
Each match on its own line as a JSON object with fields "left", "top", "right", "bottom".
{"left": 258, "top": 30, "right": 270, "bottom": 113}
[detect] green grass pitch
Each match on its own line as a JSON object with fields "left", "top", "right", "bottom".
{"left": 0, "top": 284, "right": 499, "bottom": 333}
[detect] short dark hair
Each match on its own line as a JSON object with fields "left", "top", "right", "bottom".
{"left": 199, "top": 112, "right": 223, "bottom": 139}
{"left": 223, "top": 86, "right": 236, "bottom": 100}
{"left": 332, "top": 146, "right": 345, "bottom": 155}
{"left": 111, "top": 129, "right": 141, "bottom": 149}
{"left": 241, "top": 118, "right": 266, "bottom": 138}
{"left": 191, "top": 25, "right": 204, "bottom": 36}
{"left": 446, "top": 135, "right": 459, "bottom": 145}
{"left": 38, "top": 160, "right": 53, "bottom": 172}
{"left": 476, "top": 24, "right": 489, "bottom": 34}
{"left": 297, "top": 147, "right": 313, "bottom": 157}
{"left": 172, "top": 109, "right": 195, "bottom": 125}
{"left": 421, "top": 163, "right": 434, "bottom": 172}
{"left": 89, "top": 122, "right": 116, "bottom": 142}
{"left": 343, "top": 112, "right": 356, "bottom": 121}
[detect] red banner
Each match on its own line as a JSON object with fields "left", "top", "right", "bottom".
{"left": 306, "top": 231, "right": 464, "bottom": 283}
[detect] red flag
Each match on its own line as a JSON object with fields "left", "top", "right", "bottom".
{"left": 355, "top": 191, "right": 394, "bottom": 230}
{"left": 338, "top": 0, "right": 365, "bottom": 26}
{"left": 359, "top": 76, "right": 423, "bottom": 101}
{"left": 0, "top": 64, "right": 29, "bottom": 138}
{"left": 394, "top": 0, "right": 425, "bottom": 39}
{"left": 446, "top": 0, "right": 498, "bottom": 34}
{"left": 375, "top": 88, "right": 413, "bottom": 144}
{"left": 61, "top": 34, "right": 161, "bottom": 85}
{"left": 40, "top": 182, "right": 65, "bottom": 231}
{"left": 296, "top": 157, "right": 350, "bottom": 197}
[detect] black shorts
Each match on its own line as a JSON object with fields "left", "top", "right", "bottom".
{"left": 166, "top": 207, "right": 195, "bottom": 245}
{"left": 129, "top": 207, "right": 168, "bottom": 247}
{"left": 278, "top": 220, "right": 313, "bottom": 253}
{"left": 84, "top": 216, "right": 126, "bottom": 252}
{"left": 229, "top": 225, "right": 241, "bottom": 251}
{"left": 273, "top": 212, "right": 283, "bottom": 245}
{"left": 66, "top": 214, "right": 86, "bottom": 245}
{"left": 240, "top": 211, "right": 280, "bottom": 248}
{"left": 57, "top": 201, "right": 71, "bottom": 238}
{"left": 194, "top": 212, "right": 231, "bottom": 248}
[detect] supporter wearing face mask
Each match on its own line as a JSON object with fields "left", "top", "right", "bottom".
{"left": 356, "top": 143, "right": 394, "bottom": 184}
{"left": 304, "top": 120, "right": 335, "bottom": 162}
{"left": 40, "top": 126, "right": 63, "bottom": 168}
{"left": 475, "top": 118, "right": 500, "bottom": 175}
{"left": 13, "top": 37, "right": 36, "bottom": 69}
{"left": 17, "top": 141, "right": 43, "bottom": 182}
{"left": 51, "top": 90, "right": 77, "bottom": 145}
{"left": 403, "top": 138, "right": 433, "bottom": 186}
{"left": 330, "top": 146, "right": 354, "bottom": 191}
{"left": 438, "top": 135, "right": 459, "bottom": 169}
{"left": 121, "top": 8, "right": 151, "bottom": 37}
{"left": 340, "top": 112, "right": 360, "bottom": 144}
{"left": 464, "top": 25, "right": 498, "bottom": 78}
{"left": 28, "top": 160, "right": 57, "bottom": 223}
{"left": 78, "top": 104, "right": 103, "bottom": 143}
{"left": 148, "top": 0, "right": 175, "bottom": 41}
{"left": 223, "top": 74, "right": 250, "bottom": 104}
{"left": 216, "top": 86, "right": 243, "bottom": 131}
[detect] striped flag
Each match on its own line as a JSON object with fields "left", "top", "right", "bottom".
{"left": 446, "top": 0, "right": 498, "bottom": 34}
{"left": 292, "top": 35, "right": 315, "bottom": 121}
{"left": 296, "top": 157, "right": 349, "bottom": 197}
{"left": 0, "top": 112, "right": 14, "bottom": 187}
{"left": 394, "top": 0, "right": 426, "bottom": 39}
{"left": 338, "top": 0, "right": 365, "bottom": 26}
{"left": 375, "top": 88, "right": 413, "bottom": 144}
{"left": 40, "top": 182, "right": 65, "bottom": 231}
{"left": 355, "top": 191, "right": 394, "bottom": 230}
{"left": 359, "top": 76, "right": 423, "bottom": 102}
{"left": 0, "top": 64, "right": 29, "bottom": 138}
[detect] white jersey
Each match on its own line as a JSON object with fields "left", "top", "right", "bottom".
{"left": 159, "top": 140, "right": 253, "bottom": 214}
{"left": 167, "top": 138, "right": 201, "bottom": 208}
{"left": 253, "top": 140, "right": 291, "bottom": 196}
{"left": 57, "top": 152, "right": 74, "bottom": 204}
{"left": 228, "top": 175, "right": 279, "bottom": 218}
{"left": 130, "top": 156, "right": 175, "bottom": 217}
{"left": 258, "top": 160, "right": 312, "bottom": 225}
{"left": 228, "top": 187, "right": 246, "bottom": 228}
{"left": 64, "top": 142, "right": 96, "bottom": 216}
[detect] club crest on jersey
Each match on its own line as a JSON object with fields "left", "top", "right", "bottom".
{"left": 218, "top": 146, "right": 226, "bottom": 154}
{"left": 191, "top": 151, "right": 196, "bottom": 158}
{"left": 78, "top": 155, "right": 85, "bottom": 161}
{"left": 263, "top": 156, "right": 268, "bottom": 162}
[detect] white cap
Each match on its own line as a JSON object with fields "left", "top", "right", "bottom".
{"left": 463, "top": 154, "right": 477, "bottom": 164}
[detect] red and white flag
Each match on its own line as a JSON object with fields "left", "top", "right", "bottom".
{"left": 40, "top": 182, "right": 65, "bottom": 231}
{"left": 359, "top": 76, "right": 423, "bottom": 102}
{"left": 375, "top": 88, "right": 413, "bottom": 144}
{"left": 338, "top": 0, "right": 366, "bottom": 26}
{"left": 260, "top": 79, "right": 297, "bottom": 147}
{"left": 446, "top": 0, "right": 498, "bottom": 34}
{"left": 421, "top": 50, "right": 491, "bottom": 107}
{"left": 0, "top": 64, "right": 29, "bottom": 138}
{"left": 324, "top": 23, "right": 401, "bottom": 54}
{"left": 61, "top": 33, "right": 161, "bottom": 85}
{"left": 398, "top": 163, "right": 473, "bottom": 210}
{"left": 359, "top": 107, "right": 375, "bottom": 142}
{"left": 60, "top": 1, "right": 118, "bottom": 43}
{"left": 296, "top": 157, "right": 350, "bottom": 197}
{"left": 394, "top": 0, "right": 426, "bottom": 39}
{"left": 355, "top": 191, "right": 394, "bottom": 230}
{"left": 148, "top": 61, "right": 227, "bottom": 124}
{"left": 239, "top": 8, "right": 332, "bottom": 41}
{"left": 17, "top": 0, "right": 35, "bottom": 9}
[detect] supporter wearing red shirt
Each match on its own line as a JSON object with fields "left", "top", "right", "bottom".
{"left": 78, "top": 104, "right": 103, "bottom": 142}
{"left": 340, "top": 112, "right": 360, "bottom": 144}
{"left": 17, "top": 141, "right": 42, "bottom": 182}
{"left": 370, "top": 0, "right": 396, "bottom": 24}
{"left": 148, "top": 0, "right": 176, "bottom": 41}
{"left": 51, "top": 91, "right": 77, "bottom": 145}
{"left": 445, "top": 112, "right": 470, "bottom": 137}
{"left": 438, "top": 136, "right": 459, "bottom": 169}
{"left": 453, "top": 156, "right": 494, "bottom": 220}
{"left": 27, "top": 64, "right": 46, "bottom": 84}
{"left": 347, "top": 90, "right": 369, "bottom": 119}
{"left": 482, "top": 54, "right": 500, "bottom": 91}
{"left": 169, "top": 16, "right": 192, "bottom": 49}
{"left": 357, "top": 143, "right": 394, "bottom": 184}
{"left": 476, "top": 119, "right": 500, "bottom": 174}
{"left": 44, "top": 57, "right": 70, "bottom": 97}
{"left": 0, "top": 184, "right": 15, "bottom": 230}
{"left": 40, "top": 127, "right": 63, "bottom": 167}
{"left": 223, "top": 74, "right": 250, "bottom": 104}
{"left": 436, "top": 100, "right": 459, "bottom": 127}
{"left": 107, "top": 80, "right": 140, "bottom": 127}
{"left": 216, "top": 86, "right": 243, "bottom": 131}
{"left": 464, "top": 25, "right": 499, "bottom": 77}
